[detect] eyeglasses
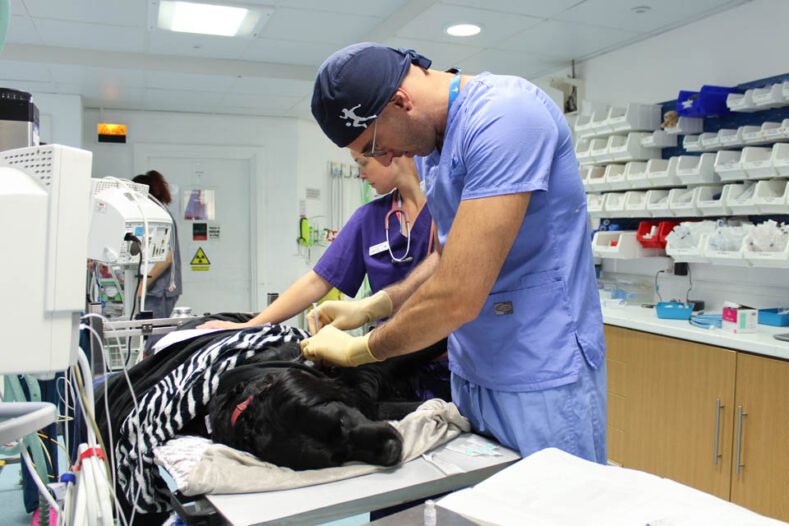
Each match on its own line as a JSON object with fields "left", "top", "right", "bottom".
{"left": 363, "top": 120, "right": 389, "bottom": 158}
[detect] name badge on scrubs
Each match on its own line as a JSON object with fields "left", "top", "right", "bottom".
{"left": 494, "top": 301, "right": 513, "bottom": 315}
{"left": 368, "top": 240, "right": 390, "bottom": 256}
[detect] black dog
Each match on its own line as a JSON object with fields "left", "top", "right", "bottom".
{"left": 206, "top": 339, "right": 448, "bottom": 470}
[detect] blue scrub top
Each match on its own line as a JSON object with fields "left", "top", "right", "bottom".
{"left": 313, "top": 191, "right": 432, "bottom": 296}
{"left": 417, "top": 72, "right": 605, "bottom": 392}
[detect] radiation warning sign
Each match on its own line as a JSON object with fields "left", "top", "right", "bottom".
{"left": 190, "top": 247, "right": 211, "bottom": 272}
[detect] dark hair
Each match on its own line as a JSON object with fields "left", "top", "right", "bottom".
{"left": 132, "top": 170, "right": 171, "bottom": 204}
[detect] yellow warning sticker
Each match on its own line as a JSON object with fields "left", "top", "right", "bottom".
{"left": 190, "top": 247, "right": 211, "bottom": 271}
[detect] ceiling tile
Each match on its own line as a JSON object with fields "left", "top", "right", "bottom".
{"left": 142, "top": 88, "right": 223, "bottom": 112}
{"left": 496, "top": 20, "right": 639, "bottom": 60}
{"left": 555, "top": 0, "right": 745, "bottom": 33}
{"left": 221, "top": 92, "right": 303, "bottom": 111}
{"left": 383, "top": 37, "right": 482, "bottom": 71}
{"left": 147, "top": 31, "right": 253, "bottom": 60}
{"left": 458, "top": 48, "right": 565, "bottom": 78}
{"left": 34, "top": 18, "right": 146, "bottom": 53}
{"left": 395, "top": 3, "right": 542, "bottom": 47}
{"left": 0, "top": 79, "right": 57, "bottom": 95}
{"left": 440, "top": 0, "right": 583, "bottom": 19}
{"left": 22, "top": 0, "right": 146, "bottom": 27}
{"left": 5, "top": 15, "right": 44, "bottom": 45}
{"left": 49, "top": 64, "right": 145, "bottom": 89}
{"left": 229, "top": 76, "right": 313, "bottom": 97}
{"left": 272, "top": 0, "right": 407, "bottom": 18}
{"left": 258, "top": 8, "right": 379, "bottom": 45}
{"left": 9, "top": 0, "right": 28, "bottom": 16}
{"left": 82, "top": 87, "right": 145, "bottom": 110}
{"left": 144, "top": 71, "right": 236, "bottom": 93}
{"left": 241, "top": 38, "right": 337, "bottom": 66}
{"left": 0, "top": 60, "right": 52, "bottom": 82}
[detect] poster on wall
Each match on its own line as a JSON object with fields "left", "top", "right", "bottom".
{"left": 182, "top": 189, "right": 216, "bottom": 221}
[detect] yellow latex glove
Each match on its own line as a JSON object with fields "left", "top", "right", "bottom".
{"left": 300, "top": 326, "right": 381, "bottom": 367}
{"left": 308, "top": 291, "right": 393, "bottom": 333}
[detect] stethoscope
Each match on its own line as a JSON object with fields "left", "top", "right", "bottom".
{"left": 384, "top": 191, "right": 435, "bottom": 264}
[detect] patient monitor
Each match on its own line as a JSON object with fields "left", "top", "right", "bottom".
{"left": 0, "top": 145, "right": 92, "bottom": 377}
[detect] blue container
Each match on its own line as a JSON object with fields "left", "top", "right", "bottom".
{"left": 677, "top": 85, "right": 740, "bottom": 117}
{"left": 758, "top": 308, "right": 789, "bottom": 327}
{"left": 656, "top": 301, "right": 695, "bottom": 320}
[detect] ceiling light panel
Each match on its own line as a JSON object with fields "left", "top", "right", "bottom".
{"left": 446, "top": 23, "right": 481, "bottom": 37}
{"left": 155, "top": 1, "right": 272, "bottom": 37}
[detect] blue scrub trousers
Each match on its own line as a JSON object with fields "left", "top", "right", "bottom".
{"left": 451, "top": 360, "right": 607, "bottom": 463}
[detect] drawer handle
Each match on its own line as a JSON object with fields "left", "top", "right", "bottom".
{"left": 735, "top": 405, "right": 748, "bottom": 475}
{"left": 713, "top": 399, "right": 724, "bottom": 465}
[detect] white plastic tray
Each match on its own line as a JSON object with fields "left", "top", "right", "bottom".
{"left": 587, "top": 193, "right": 606, "bottom": 218}
{"left": 664, "top": 116, "right": 703, "bottom": 135}
{"left": 698, "top": 132, "right": 720, "bottom": 151}
{"left": 607, "top": 132, "right": 660, "bottom": 163}
{"left": 751, "top": 83, "right": 787, "bottom": 110}
{"left": 683, "top": 135, "right": 702, "bottom": 152}
{"left": 743, "top": 234, "right": 789, "bottom": 268}
{"left": 606, "top": 104, "right": 662, "bottom": 134}
{"left": 773, "top": 143, "right": 789, "bottom": 177}
{"left": 717, "top": 128, "right": 741, "bottom": 149}
{"left": 742, "top": 146, "right": 777, "bottom": 179}
{"left": 695, "top": 185, "right": 727, "bottom": 216}
{"left": 640, "top": 130, "right": 677, "bottom": 148}
{"left": 581, "top": 165, "right": 605, "bottom": 191}
{"left": 623, "top": 190, "right": 649, "bottom": 217}
{"left": 705, "top": 234, "right": 749, "bottom": 267}
{"left": 589, "top": 137, "right": 611, "bottom": 162}
{"left": 586, "top": 164, "right": 609, "bottom": 191}
{"left": 575, "top": 138, "right": 593, "bottom": 162}
{"left": 624, "top": 161, "right": 650, "bottom": 189}
{"left": 666, "top": 233, "right": 709, "bottom": 263}
{"left": 726, "top": 91, "right": 757, "bottom": 113}
{"left": 646, "top": 157, "right": 681, "bottom": 188}
{"left": 675, "top": 153, "right": 719, "bottom": 185}
{"left": 668, "top": 187, "right": 700, "bottom": 217}
{"left": 604, "top": 164, "right": 629, "bottom": 190}
{"left": 592, "top": 231, "right": 663, "bottom": 259}
{"left": 742, "top": 125, "right": 765, "bottom": 145}
{"left": 724, "top": 182, "right": 758, "bottom": 216}
{"left": 603, "top": 192, "right": 627, "bottom": 216}
{"left": 645, "top": 189, "right": 672, "bottom": 217}
{"left": 714, "top": 150, "right": 746, "bottom": 182}
{"left": 761, "top": 118, "right": 789, "bottom": 142}
{"left": 752, "top": 180, "right": 789, "bottom": 214}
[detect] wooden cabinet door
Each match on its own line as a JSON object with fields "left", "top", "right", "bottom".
{"left": 730, "top": 353, "right": 789, "bottom": 521}
{"left": 604, "top": 325, "right": 737, "bottom": 499}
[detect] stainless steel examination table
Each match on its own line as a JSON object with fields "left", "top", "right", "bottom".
{"left": 170, "top": 433, "right": 519, "bottom": 526}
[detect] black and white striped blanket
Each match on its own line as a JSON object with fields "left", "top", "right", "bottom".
{"left": 115, "top": 324, "right": 308, "bottom": 515}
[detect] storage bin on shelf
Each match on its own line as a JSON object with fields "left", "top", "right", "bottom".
{"left": 752, "top": 180, "right": 789, "bottom": 214}
{"left": 640, "top": 130, "right": 677, "bottom": 148}
{"left": 606, "top": 103, "right": 662, "bottom": 134}
{"left": 677, "top": 85, "right": 739, "bottom": 117}
{"left": 743, "top": 231, "right": 789, "bottom": 268}
{"left": 742, "top": 125, "right": 766, "bottom": 145}
{"left": 762, "top": 119, "right": 789, "bottom": 142}
{"left": 714, "top": 150, "right": 746, "bottom": 182}
{"left": 581, "top": 165, "right": 604, "bottom": 191}
{"left": 676, "top": 153, "right": 719, "bottom": 185}
{"left": 591, "top": 108, "right": 613, "bottom": 135}
{"left": 603, "top": 192, "right": 627, "bottom": 216}
{"left": 751, "top": 83, "right": 787, "bottom": 110}
{"left": 624, "top": 161, "right": 650, "bottom": 189}
{"left": 668, "top": 187, "right": 701, "bottom": 216}
{"left": 623, "top": 191, "right": 649, "bottom": 217}
{"left": 665, "top": 226, "right": 709, "bottom": 263}
{"left": 723, "top": 182, "right": 758, "bottom": 216}
{"left": 607, "top": 132, "right": 659, "bottom": 163}
{"left": 683, "top": 135, "right": 702, "bottom": 152}
{"left": 699, "top": 132, "right": 720, "bottom": 151}
{"left": 754, "top": 122, "right": 782, "bottom": 144}
{"left": 574, "top": 112, "right": 595, "bottom": 136}
{"left": 646, "top": 189, "right": 672, "bottom": 217}
{"left": 696, "top": 185, "right": 728, "bottom": 216}
{"left": 586, "top": 164, "right": 609, "bottom": 191}
{"left": 587, "top": 193, "right": 606, "bottom": 218}
{"left": 604, "top": 164, "right": 628, "bottom": 190}
{"left": 590, "top": 137, "right": 611, "bottom": 162}
{"left": 637, "top": 220, "right": 679, "bottom": 249}
{"left": 576, "top": 138, "right": 593, "bottom": 162}
{"left": 742, "top": 146, "right": 777, "bottom": 179}
{"left": 773, "top": 143, "right": 789, "bottom": 177}
{"left": 592, "top": 230, "right": 664, "bottom": 259}
{"left": 717, "top": 128, "right": 741, "bottom": 149}
{"left": 665, "top": 116, "right": 704, "bottom": 135}
{"left": 646, "top": 157, "right": 681, "bottom": 187}
{"left": 726, "top": 91, "right": 757, "bottom": 113}
{"left": 704, "top": 228, "right": 749, "bottom": 267}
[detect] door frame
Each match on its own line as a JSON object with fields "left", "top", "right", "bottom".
{"left": 133, "top": 143, "right": 265, "bottom": 311}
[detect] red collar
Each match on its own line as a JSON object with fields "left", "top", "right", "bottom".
{"left": 230, "top": 395, "right": 254, "bottom": 427}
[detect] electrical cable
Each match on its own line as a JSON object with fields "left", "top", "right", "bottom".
{"left": 20, "top": 447, "right": 63, "bottom": 526}
{"left": 654, "top": 269, "right": 667, "bottom": 303}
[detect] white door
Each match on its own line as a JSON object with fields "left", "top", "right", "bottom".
{"left": 136, "top": 147, "right": 256, "bottom": 315}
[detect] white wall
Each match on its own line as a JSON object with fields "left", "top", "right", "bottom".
{"left": 83, "top": 109, "right": 345, "bottom": 312}
{"left": 575, "top": 0, "right": 789, "bottom": 105}
{"left": 540, "top": 0, "right": 789, "bottom": 310}
{"left": 31, "top": 92, "right": 82, "bottom": 148}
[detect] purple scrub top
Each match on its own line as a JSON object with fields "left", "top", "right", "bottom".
{"left": 313, "top": 191, "right": 433, "bottom": 296}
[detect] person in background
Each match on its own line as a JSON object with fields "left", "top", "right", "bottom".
{"left": 199, "top": 154, "right": 449, "bottom": 401}
{"left": 132, "top": 170, "right": 182, "bottom": 352}
{"left": 302, "top": 43, "right": 606, "bottom": 463}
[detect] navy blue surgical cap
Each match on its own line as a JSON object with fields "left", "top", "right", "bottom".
{"left": 311, "top": 42, "right": 432, "bottom": 148}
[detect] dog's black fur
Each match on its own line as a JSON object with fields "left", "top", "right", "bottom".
{"left": 205, "top": 339, "right": 448, "bottom": 470}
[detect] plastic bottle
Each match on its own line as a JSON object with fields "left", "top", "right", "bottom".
{"left": 424, "top": 499, "right": 437, "bottom": 526}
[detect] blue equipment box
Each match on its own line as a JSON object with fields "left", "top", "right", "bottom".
{"left": 656, "top": 301, "right": 695, "bottom": 320}
{"left": 758, "top": 308, "right": 789, "bottom": 327}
